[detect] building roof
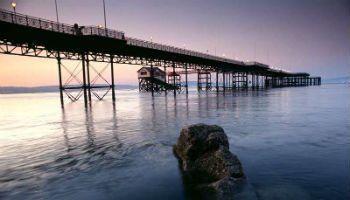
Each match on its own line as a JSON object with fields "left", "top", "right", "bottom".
{"left": 137, "top": 66, "right": 165, "bottom": 73}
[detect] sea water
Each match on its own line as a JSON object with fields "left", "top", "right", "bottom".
{"left": 0, "top": 84, "right": 349, "bottom": 199}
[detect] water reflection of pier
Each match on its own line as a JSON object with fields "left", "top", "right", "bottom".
{"left": 60, "top": 103, "right": 123, "bottom": 167}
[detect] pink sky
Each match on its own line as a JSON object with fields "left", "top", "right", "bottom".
{"left": 0, "top": 55, "right": 139, "bottom": 86}
{"left": 0, "top": 0, "right": 349, "bottom": 86}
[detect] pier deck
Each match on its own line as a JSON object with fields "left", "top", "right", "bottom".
{"left": 0, "top": 9, "right": 321, "bottom": 106}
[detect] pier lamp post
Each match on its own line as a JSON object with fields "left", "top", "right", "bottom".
{"left": 11, "top": 2, "right": 16, "bottom": 14}
{"left": 11, "top": 2, "right": 17, "bottom": 23}
{"left": 54, "top": 0, "right": 59, "bottom": 23}
{"left": 102, "top": 0, "right": 107, "bottom": 36}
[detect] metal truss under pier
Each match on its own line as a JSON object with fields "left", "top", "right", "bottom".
{"left": 56, "top": 53, "right": 116, "bottom": 106}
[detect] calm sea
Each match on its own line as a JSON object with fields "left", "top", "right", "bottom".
{"left": 0, "top": 84, "right": 349, "bottom": 200}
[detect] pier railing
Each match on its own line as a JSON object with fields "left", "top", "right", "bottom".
{"left": 126, "top": 37, "right": 244, "bottom": 66}
{"left": 0, "top": 9, "right": 125, "bottom": 39}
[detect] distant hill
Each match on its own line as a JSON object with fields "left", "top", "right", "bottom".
{"left": 0, "top": 84, "right": 138, "bottom": 94}
{"left": 323, "top": 76, "right": 350, "bottom": 84}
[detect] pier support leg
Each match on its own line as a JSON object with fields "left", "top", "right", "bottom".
{"left": 150, "top": 63, "right": 154, "bottom": 97}
{"left": 197, "top": 69, "right": 200, "bottom": 91}
{"left": 81, "top": 54, "right": 88, "bottom": 106}
{"left": 57, "top": 55, "right": 64, "bottom": 107}
{"left": 232, "top": 72, "right": 236, "bottom": 89}
{"left": 228, "top": 72, "right": 231, "bottom": 90}
{"left": 173, "top": 62, "right": 176, "bottom": 96}
{"left": 245, "top": 72, "right": 248, "bottom": 89}
{"left": 216, "top": 69, "right": 219, "bottom": 92}
{"left": 223, "top": 71, "right": 226, "bottom": 93}
{"left": 185, "top": 64, "right": 188, "bottom": 95}
{"left": 110, "top": 56, "right": 116, "bottom": 101}
{"left": 164, "top": 66, "right": 168, "bottom": 95}
{"left": 86, "top": 57, "right": 92, "bottom": 102}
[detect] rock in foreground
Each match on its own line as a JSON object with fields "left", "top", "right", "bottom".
{"left": 174, "top": 124, "right": 247, "bottom": 200}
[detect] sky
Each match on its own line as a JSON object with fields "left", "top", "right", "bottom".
{"left": 0, "top": 0, "right": 349, "bottom": 86}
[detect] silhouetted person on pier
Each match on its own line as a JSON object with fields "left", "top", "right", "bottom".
{"left": 73, "top": 23, "right": 84, "bottom": 35}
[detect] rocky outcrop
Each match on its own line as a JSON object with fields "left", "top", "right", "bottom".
{"left": 174, "top": 124, "right": 248, "bottom": 200}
